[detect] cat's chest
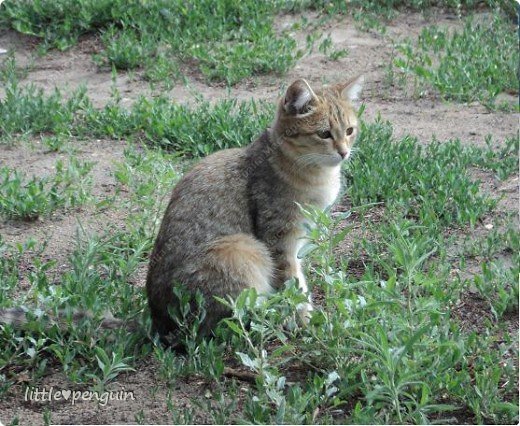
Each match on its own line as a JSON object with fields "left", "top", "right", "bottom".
{"left": 295, "top": 169, "right": 341, "bottom": 209}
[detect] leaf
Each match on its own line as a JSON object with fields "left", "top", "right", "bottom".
{"left": 297, "top": 243, "right": 318, "bottom": 259}
{"left": 332, "top": 225, "right": 352, "bottom": 247}
{"left": 222, "top": 319, "right": 243, "bottom": 336}
{"left": 236, "top": 352, "right": 256, "bottom": 370}
{"left": 397, "top": 323, "right": 432, "bottom": 364}
{"left": 413, "top": 65, "right": 432, "bottom": 79}
{"left": 420, "top": 383, "right": 430, "bottom": 406}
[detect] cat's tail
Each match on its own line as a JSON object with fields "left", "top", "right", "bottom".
{"left": 0, "top": 307, "right": 139, "bottom": 332}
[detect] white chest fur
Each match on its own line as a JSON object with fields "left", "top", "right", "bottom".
{"left": 299, "top": 166, "right": 341, "bottom": 209}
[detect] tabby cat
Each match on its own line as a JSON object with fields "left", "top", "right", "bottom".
{"left": 146, "top": 76, "right": 364, "bottom": 341}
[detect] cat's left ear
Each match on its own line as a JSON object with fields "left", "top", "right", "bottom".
{"left": 283, "top": 79, "right": 317, "bottom": 115}
{"left": 339, "top": 75, "right": 364, "bottom": 102}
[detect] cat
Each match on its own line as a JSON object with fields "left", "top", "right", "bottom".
{"left": 146, "top": 76, "right": 364, "bottom": 342}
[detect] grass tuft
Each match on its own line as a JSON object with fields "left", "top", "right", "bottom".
{"left": 0, "top": 159, "right": 94, "bottom": 221}
{"left": 391, "top": 12, "right": 518, "bottom": 106}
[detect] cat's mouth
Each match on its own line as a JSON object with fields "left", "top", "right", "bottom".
{"left": 324, "top": 151, "right": 349, "bottom": 166}
{"left": 331, "top": 153, "right": 348, "bottom": 165}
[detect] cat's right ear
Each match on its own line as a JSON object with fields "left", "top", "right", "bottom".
{"left": 339, "top": 75, "right": 364, "bottom": 102}
{"left": 283, "top": 79, "right": 316, "bottom": 115}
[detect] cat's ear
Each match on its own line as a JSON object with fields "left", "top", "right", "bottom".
{"left": 339, "top": 75, "right": 364, "bottom": 102}
{"left": 283, "top": 79, "right": 317, "bottom": 115}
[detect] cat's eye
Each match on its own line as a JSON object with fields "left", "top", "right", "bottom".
{"left": 317, "top": 130, "right": 332, "bottom": 139}
{"left": 346, "top": 127, "right": 354, "bottom": 136}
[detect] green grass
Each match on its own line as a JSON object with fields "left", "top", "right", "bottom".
{"left": 85, "top": 96, "right": 273, "bottom": 156}
{"left": 0, "top": 56, "right": 273, "bottom": 155}
{"left": 470, "top": 134, "right": 520, "bottom": 180}
{"left": 345, "top": 121, "right": 518, "bottom": 235}
{"left": 2, "top": 56, "right": 518, "bottom": 164}
{"left": 0, "top": 0, "right": 301, "bottom": 84}
{"left": 1, "top": 0, "right": 514, "bottom": 85}
{"left": 284, "top": 0, "right": 517, "bottom": 33}
{"left": 0, "top": 238, "right": 38, "bottom": 305}
{"left": 390, "top": 12, "right": 518, "bottom": 107}
{"left": 0, "top": 158, "right": 94, "bottom": 221}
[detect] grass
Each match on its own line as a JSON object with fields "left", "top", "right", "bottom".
{"left": 0, "top": 56, "right": 273, "bottom": 155}
{"left": 2, "top": 53, "right": 518, "bottom": 158}
{"left": 1, "top": 0, "right": 515, "bottom": 86}
{"left": 345, "top": 119, "right": 506, "bottom": 229}
{"left": 0, "top": 0, "right": 301, "bottom": 85}
{"left": 0, "top": 158, "right": 94, "bottom": 221}
{"left": 390, "top": 11, "right": 518, "bottom": 107}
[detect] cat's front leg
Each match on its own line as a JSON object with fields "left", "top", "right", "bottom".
{"left": 294, "top": 260, "right": 313, "bottom": 324}
{"left": 273, "top": 254, "right": 313, "bottom": 324}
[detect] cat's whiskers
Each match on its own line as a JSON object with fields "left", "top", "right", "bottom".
{"left": 348, "top": 146, "right": 359, "bottom": 159}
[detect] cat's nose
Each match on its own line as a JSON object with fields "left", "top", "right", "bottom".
{"left": 338, "top": 149, "right": 349, "bottom": 159}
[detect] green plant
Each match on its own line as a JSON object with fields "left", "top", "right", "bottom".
{"left": 473, "top": 262, "right": 518, "bottom": 320}
{"left": 1, "top": 0, "right": 301, "bottom": 84}
{"left": 345, "top": 119, "right": 496, "bottom": 229}
{"left": 90, "top": 347, "right": 136, "bottom": 392}
{"left": 318, "top": 34, "right": 348, "bottom": 61}
{"left": 392, "top": 13, "right": 518, "bottom": 106}
{"left": 0, "top": 159, "right": 93, "bottom": 221}
{"left": 41, "top": 135, "right": 67, "bottom": 152}
{"left": 95, "top": 26, "right": 157, "bottom": 71}
{"left": 471, "top": 134, "right": 519, "bottom": 181}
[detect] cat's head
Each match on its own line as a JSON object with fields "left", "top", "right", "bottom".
{"left": 274, "top": 76, "right": 364, "bottom": 168}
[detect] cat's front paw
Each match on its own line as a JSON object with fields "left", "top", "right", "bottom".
{"left": 296, "top": 302, "right": 313, "bottom": 325}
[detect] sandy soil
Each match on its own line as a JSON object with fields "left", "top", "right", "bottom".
{"left": 0, "top": 10, "right": 517, "bottom": 425}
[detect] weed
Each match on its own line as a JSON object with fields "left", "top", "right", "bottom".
{"left": 95, "top": 27, "right": 157, "bottom": 71}
{"left": 0, "top": 226, "right": 151, "bottom": 387}
{"left": 391, "top": 13, "right": 518, "bottom": 106}
{"left": 1, "top": 0, "right": 300, "bottom": 84}
{"left": 0, "top": 57, "right": 275, "bottom": 152}
{"left": 318, "top": 34, "right": 349, "bottom": 61}
{"left": 470, "top": 134, "right": 520, "bottom": 181}
{"left": 191, "top": 384, "right": 239, "bottom": 424}
{"left": 167, "top": 396, "right": 196, "bottom": 424}
{"left": 463, "top": 221, "right": 520, "bottom": 262}
{"left": 0, "top": 2, "right": 518, "bottom": 421}
{"left": 0, "top": 81, "right": 89, "bottom": 137}
{"left": 89, "top": 347, "right": 136, "bottom": 392}
{"left": 473, "top": 261, "right": 518, "bottom": 320}
{"left": 41, "top": 135, "right": 68, "bottom": 153}
{"left": 0, "top": 158, "right": 93, "bottom": 221}
{"left": 0, "top": 238, "right": 38, "bottom": 305}
{"left": 345, "top": 119, "right": 496, "bottom": 229}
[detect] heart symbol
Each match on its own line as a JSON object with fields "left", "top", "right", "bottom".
{"left": 61, "top": 390, "right": 71, "bottom": 400}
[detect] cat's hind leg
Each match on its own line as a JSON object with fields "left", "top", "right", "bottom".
{"left": 204, "top": 233, "right": 274, "bottom": 296}
{"left": 195, "top": 233, "right": 274, "bottom": 334}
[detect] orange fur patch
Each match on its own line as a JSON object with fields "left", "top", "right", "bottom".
{"left": 208, "top": 234, "right": 274, "bottom": 294}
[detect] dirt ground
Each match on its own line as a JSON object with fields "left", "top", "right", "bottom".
{"left": 0, "top": 10, "right": 517, "bottom": 425}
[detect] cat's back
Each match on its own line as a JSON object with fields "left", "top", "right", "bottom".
{"left": 156, "top": 147, "right": 252, "bottom": 248}
{"left": 172, "top": 147, "right": 249, "bottom": 206}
